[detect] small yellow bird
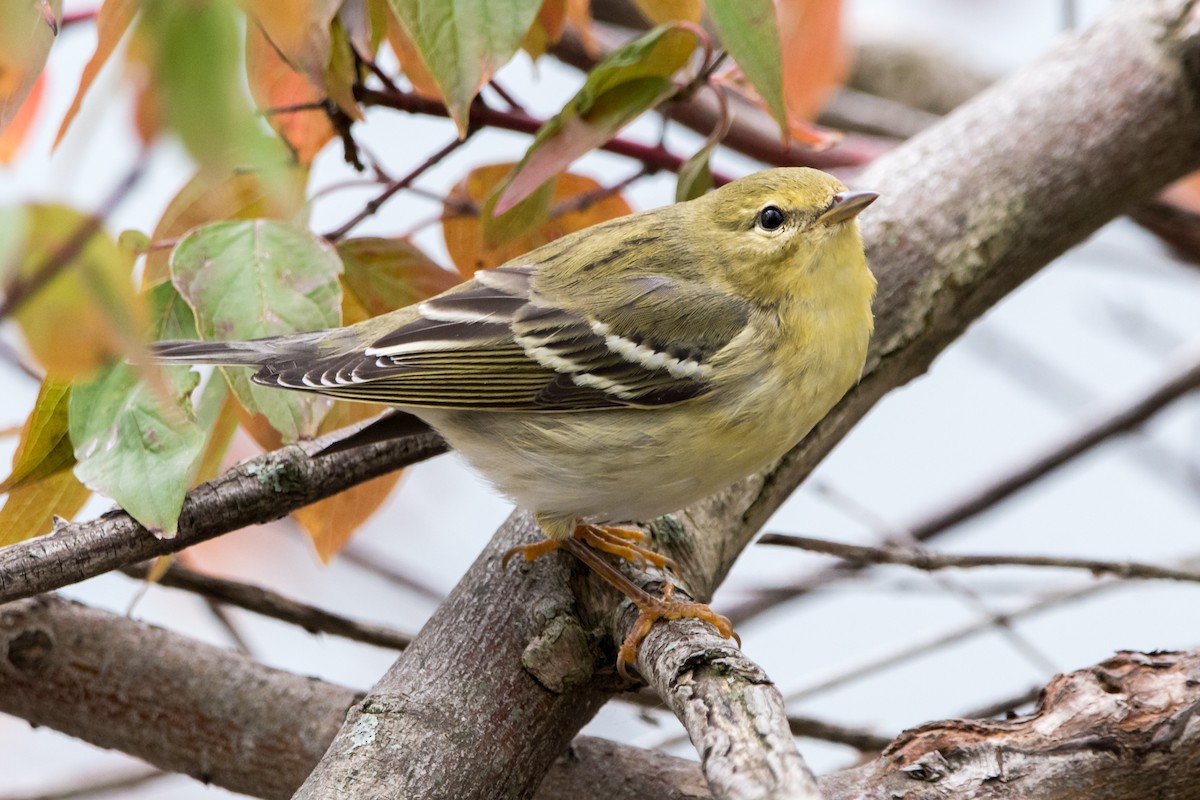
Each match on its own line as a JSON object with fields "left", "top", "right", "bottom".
{"left": 153, "top": 167, "right": 877, "bottom": 675}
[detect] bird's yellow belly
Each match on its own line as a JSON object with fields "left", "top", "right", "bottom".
{"left": 419, "top": 349, "right": 859, "bottom": 526}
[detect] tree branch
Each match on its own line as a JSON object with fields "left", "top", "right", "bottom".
{"left": 121, "top": 561, "right": 415, "bottom": 650}
{"left": 6, "top": 595, "right": 1200, "bottom": 800}
{"left": 759, "top": 533, "right": 1200, "bottom": 584}
{"left": 0, "top": 431, "right": 447, "bottom": 604}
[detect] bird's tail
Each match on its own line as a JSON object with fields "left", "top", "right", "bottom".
{"left": 150, "top": 336, "right": 306, "bottom": 367}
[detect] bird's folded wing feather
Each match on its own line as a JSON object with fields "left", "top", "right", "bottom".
{"left": 255, "top": 263, "right": 751, "bottom": 411}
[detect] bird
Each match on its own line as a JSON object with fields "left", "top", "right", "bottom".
{"left": 151, "top": 167, "right": 878, "bottom": 677}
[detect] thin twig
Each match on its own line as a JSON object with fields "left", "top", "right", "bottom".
{"left": 340, "top": 543, "right": 445, "bottom": 603}
{"left": 323, "top": 133, "right": 473, "bottom": 241}
{"left": 0, "top": 159, "right": 146, "bottom": 322}
{"left": 961, "top": 686, "right": 1043, "bottom": 720}
{"left": 781, "top": 581, "right": 1119, "bottom": 707}
{"left": 0, "top": 767, "right": 166, "bottom": 800}
{"left": 355, "top": 85, "right": 735, "bottom": 184}
{"left": 759, "top": 534, "right": 1200, "bottom": 585}
{"left": 202, "top": 596, "right": 253, "bottom": 654}
{"left": 807, "top": 480, "right": 1060, "bottom": 678}
{"left": 903, "top": 342, "right": 1200, "bottom": 543}
{"left": 121, "top": 561, "right": 414, "bottom": 651}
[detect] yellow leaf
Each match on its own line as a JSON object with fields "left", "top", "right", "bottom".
{"left": 10, "top": 205, "right": 146, "bottom": 379}
{"left": 0, "top": 468, "right": 90, "bottom": 547}
{"left": 0, "top": 378, "right": 74, "bottom": 494}
{"left": 631, "top": 0, "right": 701, "bottom": 24}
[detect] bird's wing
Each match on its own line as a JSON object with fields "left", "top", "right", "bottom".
{"left": 255, "top": 263, "right": 751, "bottom": 411}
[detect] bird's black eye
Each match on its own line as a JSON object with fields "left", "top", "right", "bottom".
{"left": 757, "top": 205, "right": 786, "bottom": 231}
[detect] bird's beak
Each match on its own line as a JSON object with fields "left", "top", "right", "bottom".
{"left": 817, "top": 191, "right": 879, "bottom": 226}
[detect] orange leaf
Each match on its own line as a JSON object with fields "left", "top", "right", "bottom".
{"left": 338, "top": 237, "right": 460, "bottom": 317}
{"left": 777, "top": 0, "right": 848, "bottom": 126}
{"left": 1160, "top": 172, "right": 1200, "bottom": 215}
{"left": 54, "top": 0, "right": 137, "bottom": 148}
{"left": 293, "top": 400, "right": 403, "bottom": 561}
{"left": 384, "top": 7, "right": 440, "bottom": 99}
{"left": 0, "top": 73, "right": 43, "bottom": 164}
{"left": 444, "top": 165, "right": 633, "bottom": 277}
{"left": 246, "top": 24, "right": 336, "bottom": 164}
{"left": 563, "top": 0, "right": 597, "bottom": 57}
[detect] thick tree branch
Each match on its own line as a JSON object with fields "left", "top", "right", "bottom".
{"left": 0, "top": 595, "right": 360, "bottom": 799}
{"left": 6, "top": 595, "right": 1199, "bottom": 800}
{"left": 822, "top": 650, "right": 1200, "bottom": 800}
{"left": 295, "top": 2, "right": 1200, "bottom": 798}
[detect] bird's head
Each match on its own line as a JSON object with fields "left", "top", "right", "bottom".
{"left": 693, "top": 167, "right": 878, "bottom": 304}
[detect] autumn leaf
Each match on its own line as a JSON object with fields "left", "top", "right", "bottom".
{"left": 339, "top": 237, "right": 460, "bottom": 316}
{"left": 445, "top": 165, "right": 632, "bottom": 277}
{"left": 0, "top": 380, "right": 90, "bottom": 549}
{"left": 0, "top": 379, "right": 76, "bottom": 494}
{"left": 631, "top": 0, "right": 700, "bottom": 24}
{"left": 0, "top": 0, "right": 58, "bottom": 135}
{"left": 55, "top": 0, "right": 136, "bottom": 148}
{"left": 777, "top": 0, "right": 848, "bottom": 124}
{"left": 292, "top": 402, "right": 403, "bottom": 561}
{"left": 0, "top": 73, "right": 42, "bottom": 163}
{"left": 142, "top": 168, "right": 308, "bottom": 288}
{"left": 493, "top": 23, "right": 697, "bottom": 215}
{"left": 246, "top": 23, "right": 337, "bottom": 164}
{"left": 5, "top": 204, "right": 146, "bottom": 379}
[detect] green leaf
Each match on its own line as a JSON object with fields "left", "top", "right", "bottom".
{"left": 706, "top": 0, "right": 786, "bottom": 134}
{"left": 137, "top": 0, "right": 286, "bottom": 174}
{"left": 493, "top": 23, "right": 698, "bottom": 216}
{"left": 0, "top": 379, "right": 75, "bottom": 494}
{"left": 387, "top": 0, "right": 544, "bottom": 136}
{"left": 68, "top": 282, "right": 210, "bottom": 539}
{"left": 70, "top": 360, "right": 202, "bottom": 539}
{"left": 675, "top": 102, "right": 731, "bottom": 202}
{"left": 170, "top": 219, "right": 344, "bottom": 441}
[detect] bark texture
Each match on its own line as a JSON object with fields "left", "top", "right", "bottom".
{"left": 7, "top": 596, "right": 1200, "bottom": 800}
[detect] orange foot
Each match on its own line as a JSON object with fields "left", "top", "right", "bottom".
{"left": 616, "top": 583, "right": 739, "bottom": 681}
{"left": 502, "top": 521, "right": 738, "bottom": 680}
{"left": 501, "top": 522, "right": 678, "bottom": 572}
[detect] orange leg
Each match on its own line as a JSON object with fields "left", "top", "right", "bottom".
{"left": 502, "top": 520, "right": 738, "bottom": 679}
{"left": 501, "top": 522, "right": 678, "bottom": 572}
